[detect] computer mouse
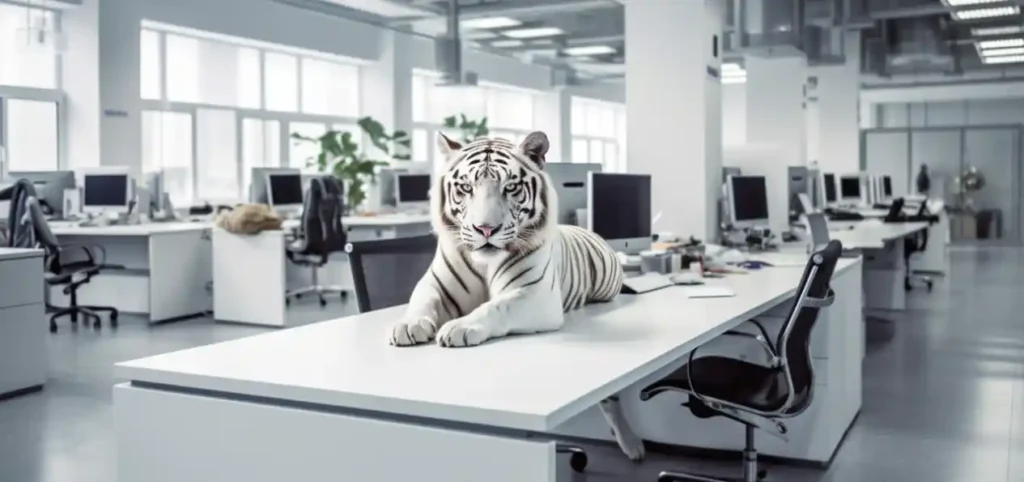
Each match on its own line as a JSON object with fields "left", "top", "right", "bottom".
{"left": 739, "top": 260, "right": 773, "bottom": 269}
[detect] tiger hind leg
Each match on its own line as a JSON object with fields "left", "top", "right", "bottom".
{"left": 598, "top": 396, "right": 646, "bottom": 461}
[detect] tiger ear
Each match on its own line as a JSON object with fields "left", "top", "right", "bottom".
{"left": 436, "top": 132, "right": 463, "bottom": 159}
{"left": 518, "top": 131, "right": 549, "bottom": 168}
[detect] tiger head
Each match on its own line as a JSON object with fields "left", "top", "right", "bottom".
{"left": 431, "top": 131, "right": 557, "bottom": 260}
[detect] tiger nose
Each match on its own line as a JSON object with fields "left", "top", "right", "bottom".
{"left": 473, "top": 224, "right": 501, "bottom": 238}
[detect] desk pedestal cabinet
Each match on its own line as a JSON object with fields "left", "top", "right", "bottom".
{"left": 0, "top": 248, "right": 47, "bottom": 399}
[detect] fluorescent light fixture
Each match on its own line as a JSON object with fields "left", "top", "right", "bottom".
{"left": 463, "top": 30, "right": 500, "bottom": 40}
{"left": 721, "top": 75, "right": 747, "bottom": 84}
{"left": 944, "top": 0, "right": 1006, "bottom": 5}
{"left": 562, "top": 45, "right": 616, "bottom": 56}
{"left": 461, "top": 17, "right": 521, "bottom": 30}
{"left": 982, "top": 46, "right": 1024, "bottom": 56}
{"left": 952, "top": 5, "right": 1019, "bottom": 20}
{"left": 490, "top": 39, "right": 524, "bottom": 48}
{"left": 721, "top": 62, "right": 745, "bottom": 72}
{"left": 502, "top": 27, "right": 565, "bottom": 39}
{"left": 979, "top": 38, "right": 1024, "bottom": 49}
{"left": 983, "top": 54, "right": 1024, "bottom": 64}
{"left": 973, "top": 25, "right": 1024, "bottom": 36}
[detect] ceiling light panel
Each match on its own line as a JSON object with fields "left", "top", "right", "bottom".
{"left": 944, "top": 0, "right": 1006, "bottom": 5}
{"left": 982, "top": 46, "right": 1024, "bottom": 56}
{"left": 952, "top": 5, "right": 1019, "bottom": 20}
{"left": 973, "top": 25, "right": 1024, "bottom": 36}
{"left": 562, "top": 45, "right": 616, "bottom": 56}
{"left": 462, "top": 31, "right": 500, "bottom": 40}
{"left": 502, "top": 27, "right": 565, "bottom": 39}
{"left": 490, "top": 39, "right": 525, "bottom": 48}
{"left": 721, "top": 75, "right": 747, "bottom": 84}
{"left": 461, "top": 17, "right": 521, "bottom": 30}
{"left": 983, "top": 54, "right": 1024, "bottom": 64}
{"left": 979, "top": 38, "right": 1024, "bottom": 49}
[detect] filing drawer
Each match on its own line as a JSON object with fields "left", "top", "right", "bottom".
{"left": 0, "top": 302, "right": 47, "bottom": 395}
{"left": 0, "top": 255, "right": 44, "bottom": 308}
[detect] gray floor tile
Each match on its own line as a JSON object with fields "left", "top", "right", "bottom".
{"left": 1, "top": 248, "right": 1022, "bottom": 482}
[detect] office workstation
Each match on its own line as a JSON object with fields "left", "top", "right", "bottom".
{"left": 2, "top": 1, "right": 1016, "bottom": 482}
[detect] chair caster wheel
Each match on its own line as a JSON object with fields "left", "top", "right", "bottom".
{"left": 341, "top": 291, "right": 348, "bottom": 300}
{"left": 110, "top": 312, "right": 119, "bottom": 328}
{"left": 319, "top": 298, "right": 327, "bottom": 308}
{"left": 93, "top": 319, "right": 102, "bottom": 330}
{"left": 569, "top": 451, "right": 587, "bottom": 473}
{"left": 285, "top": 298, "right": 291, "bottom": 306}
{"left": 758, "top": 469, "right": 768, "bottom": 480}
{"left": 926, "top": 281, "right": 934, "bottom": 292}
{"left": 295, "top": 293, "right": 302, "bottom": 299}
{"left": 49, "top": 322, "right": 57, "bottom": 334}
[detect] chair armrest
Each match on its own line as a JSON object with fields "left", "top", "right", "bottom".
{"left": 801, "top": 289, "right": 835, "bottom": 309}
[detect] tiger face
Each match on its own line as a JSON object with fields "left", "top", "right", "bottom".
{"left": 432, "top": 131, "right": 555, "bottom": 258}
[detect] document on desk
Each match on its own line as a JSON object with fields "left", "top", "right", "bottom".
{"left": 683, "top": 286, "right": 736, "bottom": 299}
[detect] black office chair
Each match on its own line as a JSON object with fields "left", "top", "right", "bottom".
{"left": 882, "top": 197, "right": 906, "bottom": 223}
{"left": 345, "top": 234, "right": 437, "bottom": 313}
{"left": 640, "top": 240, "right": 843, "bottom": 482}
{"left": 286, "top": 176, "right": 348, "bottom": 307}
{"left": 21, "top": 196, "right": 120, "bottom": 332}
{"left": 903, "top": 203, "right": 939, "bottom": 292}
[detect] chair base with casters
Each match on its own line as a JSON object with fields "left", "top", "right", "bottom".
{"left": 284, "top": 263, "right": 348, "bottom": 307}
{"left": 46, "top": 266, "right": 119, "bottom": 333}
{"left": 556, "top": 444, "right": 588, "bottom": 473}
{"left": 656, "top": 425, "right": 766, "bottom": 482}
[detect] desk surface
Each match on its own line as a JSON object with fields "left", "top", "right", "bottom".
{"left": 50, "top": 221, "right": 208, "bottom": 236}
{"left": 828, "top": 222, "right": 928, "bottom": 249}
{"left": 0, "top": 247, "right": 43, "bottom": 261}
{"left": 117, "top": 258, "right": 860, "bottom": 432}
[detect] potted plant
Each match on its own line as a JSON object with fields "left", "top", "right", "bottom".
{"left": 291, "top": 117, "right": 410, "bottom": 213}
{"left": 443, "top": 114, "right": 489, "bottom": 144}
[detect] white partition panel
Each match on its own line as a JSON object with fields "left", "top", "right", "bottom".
{"left": 910, "top": 129, "right": 961, "bottom": 204}
{"left": 964, "top": 127, "right": 1020, "bottom": 242}
{"left": 863, "top": 130, "right": 910, "bottom": 197}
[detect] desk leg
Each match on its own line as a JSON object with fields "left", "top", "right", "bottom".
{"left": 115, "top": 383, "right": 557, "bottom": 482}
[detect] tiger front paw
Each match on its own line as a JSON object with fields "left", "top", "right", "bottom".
{"left": 388, "top": 316, "right": 438, "bottom": 346}
{"left": 436, "top": 319, "right": 491, "bottom": 348}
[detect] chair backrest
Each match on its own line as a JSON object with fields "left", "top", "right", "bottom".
{"left": 299, "top": 176, "right": 347, "bottom": 258}
{"left": 775, "top": 239, "right": 842, "bottom": 415}
{"left": 22, "top": 196, "right": 64, "bottom": 274}
{"left": 883, "top": 197, "right": 905, "bottom": 223}
{"left": 6, "top": 179, "right": 39, "bottom": 248}
{"left": 346, "top": 234, "right": 438, "bottom": 313}
{"left": 806, "top": 213, "right": 830, "bottom": 251}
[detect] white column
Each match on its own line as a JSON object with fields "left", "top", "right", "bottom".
{"left": 61, "top": 0, "right": 101, "bottom": 170}
{"left": 744, "top": 53, "right": 807, "bottom": 234}
{"left": 815, "top": 31, "right": 863, "bottom": 174}
{"left": 625, "top": 0, "right": 723, "bottom": 241}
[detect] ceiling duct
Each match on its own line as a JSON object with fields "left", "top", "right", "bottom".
{"left": 886, "top": 15, "right": 953, "bottom": 72}
{"left": 434, "top": 0, "right": 478, "bottom": 87}
{"left": 732, "top": 0, "right": 807, "bottom": 56}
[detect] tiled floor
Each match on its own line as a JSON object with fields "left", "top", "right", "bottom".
{"left": 2, "top": 247, "right": 1023, "bottom": 481}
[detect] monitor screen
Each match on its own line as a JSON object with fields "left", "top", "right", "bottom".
{"left": 840, "top": 176, "right": 861, "bottom": 199}
{"left": 882, "top": 176, "right": 893, "bottom": 197}
{"left": 397, "top": 174, "right": 431, "bottom": 203}
{"left": 83, "top": 174, "right": 129, "bottom": 207}
{"left": 823, "top": 173, "right": 836, "bottom": 203}
{"left": 730, "top": 176, "right": 769, "bottom": 222}
{"left": 268, "top": 174, "right": 304, "bottom": 206}
{"left": 590, "top": 173, "right": 651, "bottom": 240}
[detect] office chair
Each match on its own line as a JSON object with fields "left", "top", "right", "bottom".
{"left": 903, "top": 203, "right": 939, "bottom": 292}
{"left": 882, "top": 197, "right": 906, "bottom": 223}
{"left": 286, "top": 176, "right": 348, "bottom": 307}
{"left": 21, "top": 196, "right": 120, "bottom": 332}
{"left": 640, "top": 240, "right": 843, "bottom": 482}
{"left": 345, "top": 233, "right": 591, "bottom": 472}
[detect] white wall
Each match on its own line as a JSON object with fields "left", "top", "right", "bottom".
{"left": 721, "top": 83, "right": 746, "bottom": 147}
{"left": 62, "top": 0, "right": 557, "bottom": 177}
{"left": 872, "top": 98, "right": 1024, "bottom": 128}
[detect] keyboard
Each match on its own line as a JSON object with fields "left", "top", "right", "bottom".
{"left": 825, "top": 209, "right": 865, "bottom": 221}
{"left": 621, "top": 273, "right": 675, "bottom": 294}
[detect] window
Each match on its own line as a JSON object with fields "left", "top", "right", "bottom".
{"left": 301, "top": 57, "right": 359, "bottom": 116}
{"left": 570, "top": 97, "right": 626, "bottom": 172}
{"left": 0, "top": 4, "right": 58, "bottom": 89}
{"left": 195, "top": 108, "right": 239, "bottom": 201}
{"left": 142, "top": 111, "right": 194, "bottom": 206}
{"left": 6, "top": 99, "right": 59, "bottom": 171}
{"left": 141, "top": 25, "right": 362, "bottom": 204}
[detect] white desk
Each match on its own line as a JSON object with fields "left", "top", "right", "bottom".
{"left": 114, "top": 259, "right": 862, "bottom": 481}
{"left": 48, "top": 222, "right": 212, "bottom": 323}
{"left": 215, "top": 214, "right": 432, "bottom": 326}
{"left": 0, "top": 248, "right": 46, "bottom": 399}
{"left": 827, "top": 222, "right": 927, "bottom": 311}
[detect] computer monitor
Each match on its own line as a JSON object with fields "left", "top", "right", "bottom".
{"left": 9, "top": 170, "right": 76, "bottom": 216}
{"left": 882, "top": 175, "right": 893, "bottom": 199}
{"left": 839, "top": 175, "right": 861, "bottom": 203}
{"left": 267, "top": 173, "right": 304, "bottom": 213}
{"left": 546, "top": 163, "right": 602, "bottom": 225}
{"left": 250, "top": 167, "right": 301, "bottom": 204}
{"left": 726, "top": 175, "right": 770, "bottom": 228}
{"left": 396, "top": 173, "right": 431, "bottom": 210}
{"left": 587, "top": 172, "right": 652, "bottom": 254}
{"left": 822, "top": 173, "right": 837, "bottom": 204}
{"left": 82, "top": 169, "right": 132, "bottom": 215}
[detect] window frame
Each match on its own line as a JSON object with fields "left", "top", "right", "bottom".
{"left": 569, "top": 96, "right": 627, "bottom": 173}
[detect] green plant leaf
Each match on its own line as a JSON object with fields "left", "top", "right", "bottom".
{"left": 443, "top": 116, "right": 457, "bottom": 128}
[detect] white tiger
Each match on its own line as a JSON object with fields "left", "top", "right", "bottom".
{"left": 387, "top": 131, "right": 645, "bottom": 461}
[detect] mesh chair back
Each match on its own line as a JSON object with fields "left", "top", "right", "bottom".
{"left": 346, "top": 235, "right": 438, "bottom": 313}
{"left": 299, "top": 176, "right": 347, "bottom": 259}
{"left": 775, "top": 239, "right": 842, "bottom": 415}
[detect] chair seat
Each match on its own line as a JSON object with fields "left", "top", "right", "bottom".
{"left": 644, "top": 357, "right": 789, "bottom": 414}
{"left": 44, "top": 264, "right": 100, "bottom": 285}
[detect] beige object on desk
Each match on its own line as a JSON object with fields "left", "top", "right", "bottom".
{"left": 215, "top": 204, "right": 283, "bottom": 235}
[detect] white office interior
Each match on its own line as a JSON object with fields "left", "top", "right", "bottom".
{"left": 0, "top": 0, "right": 1021, "bottom": 481}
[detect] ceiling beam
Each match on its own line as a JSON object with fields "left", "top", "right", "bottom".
{"left": 488, "top": 34, "right": 624, "bottom": 52}
{"left": 456, "top": 0, "right": 616, "bottom": 20}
